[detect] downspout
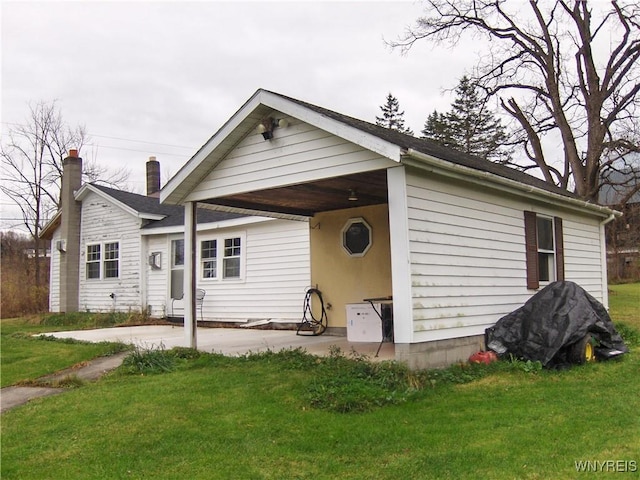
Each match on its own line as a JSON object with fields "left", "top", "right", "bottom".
{"left": 599, "top": 213, "right": 617, "bottom": 311}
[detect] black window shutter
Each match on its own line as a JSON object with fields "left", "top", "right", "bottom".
{"left": 554, "top": 216, "right": 565, "bottom": 281}
{"left": 524, "top": 211, "right": 539, "bottom": 289}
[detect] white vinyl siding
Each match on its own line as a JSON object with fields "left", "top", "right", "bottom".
{"left": 185, "top": 118, "right": 397, "bottom": 203}
{"left": 78, "top": 191, "right": 142, "bottom": 312}
{"left": 404, "top": 169, "right": 606, "bottom": 343}
{"left": 192, "top": 219, "right": 310, "bottom": 321}
{"left": 145, "top": 234, "right": 169, "bottom": 318}
{"left": 151, "top": 219, "right": 310, "bottom": 322}
{"left": 48, "top": 228, "right": 62, "bottom": 312}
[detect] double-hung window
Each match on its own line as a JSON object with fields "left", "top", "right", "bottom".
{"left": 104, "top": 242, "right": 119, "bottom": 278}
{"left": 223, "top": 237, "right": 241, "bottom": 279}
{"left": 201, "top": 240, "right": 217, "bottom": 279}
{"left": 86, "top": 244, "right": 101, "bottom": 279}
{"left": 199, "top": 235, "right": 243, "bottom": 281}
{"left": 536, "top": 217, "right": 555, "bottom": 283}
{"left": 524, "top": 211, "right": 564, "bottom": 289}
{"left": 86, "top": 241, "right": 120, "bottom": 279}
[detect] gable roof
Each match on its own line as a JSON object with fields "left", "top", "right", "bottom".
{"left": 162, "top": 89, "right": 585, "bottom": 207}
{"left": 274, "top": 91, "right": 577, "bottom": 200}
{"left": 86, "top": 184, "right": 246, "bottom": 228}
{"left": 40, "top": 183, "right": 246, "bottom": 240}
{"left": 80, "top": 183, "right": 182, "bottom": 220}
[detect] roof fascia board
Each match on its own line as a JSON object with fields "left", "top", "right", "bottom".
{"left": 39, "top": 210, "right": 62, "bottom": 239}
{"left": 140, "top": 215, "right": 283, "bottom": 236}
{"left": 161, "top": 90, "right": 266, "bottom": 205}
{"left": 403, "top": 149, "right": 621, "bottom": 219}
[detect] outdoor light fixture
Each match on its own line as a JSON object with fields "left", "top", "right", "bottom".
{"left": 256, "top": 117, "right": 289, "bottom": 140}
{"left": 256, "top": 118, "right": 275, "bottom": 140}
{"left": 348, "top": 189, "right": 358, "bottom": 201}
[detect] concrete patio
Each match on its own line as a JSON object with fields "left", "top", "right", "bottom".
{"left": 44, "top": 325, "right": 396, "bottom": 360}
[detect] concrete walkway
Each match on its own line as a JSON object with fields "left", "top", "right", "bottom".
{"left": 1, "top": 352, "right": 129, "bottom": 413}
{"left": 1, "top": 326, "right": 394, "bottom": 413}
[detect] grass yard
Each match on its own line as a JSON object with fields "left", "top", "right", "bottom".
{"left": 1, "top": 314, "right": 131, "bottom": 387}
{"left": 609, "top": 283, "right": 640, "bottom": 329}
{"left": 1, "top": 285, "right": 639, "bottom": 479}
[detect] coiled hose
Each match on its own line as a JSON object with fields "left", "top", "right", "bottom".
{"left": 296, "top": 287, "right": 328, "bottom": 336}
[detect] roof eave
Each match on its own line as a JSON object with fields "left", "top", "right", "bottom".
{"left": 39, "top": 210, "right": 62, "bottom": 240}
{"left": 403, "top": 148, "right": 621, "bottom": 219}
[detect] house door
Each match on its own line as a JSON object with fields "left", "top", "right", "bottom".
{"left": 170, "top": 238, "right": 184, "bottom": 301}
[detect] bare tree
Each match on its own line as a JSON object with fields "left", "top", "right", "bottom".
{"left": 1, "top": 100, "right": 129, "bottom": 285}
{"left": 390, "top": 0, "right": 640, "bottom": 202}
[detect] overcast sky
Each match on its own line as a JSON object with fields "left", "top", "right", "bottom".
{"left": 1, "top": 0, "right": 481, "bottom": 231}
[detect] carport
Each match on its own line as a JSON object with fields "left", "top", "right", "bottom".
{"left": 160, "top": 89, "right": 617, "bottom": 369}
{"left": 161, "top": 90, "right": 412, "bottom": 355}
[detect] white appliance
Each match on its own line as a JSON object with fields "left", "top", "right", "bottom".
{"left": 346, "top": 303, "right": 383, "bottom": 342}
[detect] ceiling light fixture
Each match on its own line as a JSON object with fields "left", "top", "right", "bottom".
{"left": 348, "top": 189, "right": 358, "bottom": 201}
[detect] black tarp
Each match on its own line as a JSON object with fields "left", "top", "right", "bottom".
{"left": 486, "top": 281, "right": 628, "bottom": 367}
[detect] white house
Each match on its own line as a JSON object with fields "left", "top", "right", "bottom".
{"left": 161, "top": 89, "right": 619, "bottom": 369}
{"left": 41, "top": 154, "right": 310, "bottom": 325}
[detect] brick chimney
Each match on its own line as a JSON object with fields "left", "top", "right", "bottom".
{"left": 59, "top": 149, "right": 82, "bottom": 312}
{"left": 146, "top": 156, "right": 161, "bottom": 197}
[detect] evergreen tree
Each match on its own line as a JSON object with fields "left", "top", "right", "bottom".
{"left": 376, "top": 93, "right": 414, "bottom": 136}
{"left": 422, "top": 110, "right": 454, "bottom": 149}
{"left": 421, "top": 76, "right": 510, "bottom": 163}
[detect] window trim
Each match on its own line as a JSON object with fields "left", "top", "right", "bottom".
{"left": 201, "top": 239, "right": 218, "bottom": 279}
{"left": 85, "top": 241, "right": 120, "bottom": 280}
{"left": 341, "top": 217, "right": 373, "bottom": 257}
{"left": 223, "top": 236, "right": 242, "bottom": 279}
{"left": 524, "top": 211, "right": 564, "bottom": 289}
{"left": 199, "top": 233, "right": 245, "bottom": 282}
{"left": 103, "top": 242, "right": 120, "bottom": 279}
{"left": 86, "top": 243, "right": 101, "bottom": 280}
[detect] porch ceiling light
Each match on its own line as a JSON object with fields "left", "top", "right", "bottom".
{"left": 348, "top": 189, "right": 358, "bottom": 201}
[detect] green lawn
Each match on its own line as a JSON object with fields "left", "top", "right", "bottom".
{"left": 1, "top": 285, "right": 638, "bottom": 479}
{"left": 0, "top": 316, "right": 129, "bottom": 387}
{"left": 609, "top": 283, "right": 640, "bottom": 329}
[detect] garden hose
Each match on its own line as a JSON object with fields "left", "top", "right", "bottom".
{"left": 296, "top": 287, "right": 328, "bottom": 336}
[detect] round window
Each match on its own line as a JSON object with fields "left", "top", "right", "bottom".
{"left": 341, "top": 218, "right": 372, "bottom": 257}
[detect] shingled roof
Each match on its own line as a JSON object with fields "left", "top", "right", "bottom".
{"left": 89, "top": 184, "right": 245, "bottom": 229}
{"left": 269, "top": 91, "right": 577, "bottom": 200}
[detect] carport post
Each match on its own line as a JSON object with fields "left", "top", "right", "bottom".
{"left": 184, "top": 201, "right": 197, "bottom": 349}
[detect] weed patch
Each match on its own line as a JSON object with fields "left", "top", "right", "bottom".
{"left": 19, "top": 374, "right": 86, "bottom": 389}
{"left": 615, "top": 322, "right": 640, "bottom": 348}
{"left": 121, "top": 344, "right": 177, "bottom": 375}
